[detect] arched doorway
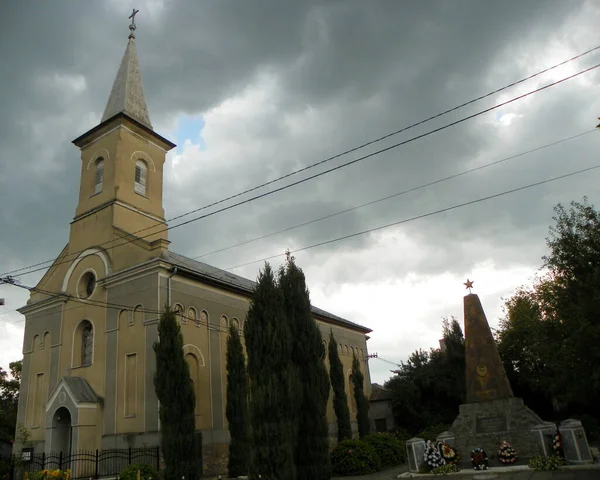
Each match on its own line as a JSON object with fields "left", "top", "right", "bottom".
{"left": 51, "top": 407, "right": 72, "bottom": 455}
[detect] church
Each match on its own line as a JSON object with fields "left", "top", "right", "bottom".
{"left": 13, "top": 16, "right": 373, "bottom": 472}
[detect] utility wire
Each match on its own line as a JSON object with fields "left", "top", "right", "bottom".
{"left": 3, "top": 63, "right": 599, "bottom": 280}
{"left": 3, "top": 162, "right": 597, "bottom": 328}
{"left": 3, "top": 46, "right": 599, "bottom": 279}
{"left": 190, "top": 130, "right": 594, "bottom": 261}
{"left": 224, "top": 164, "right": 600, "bottom": 271}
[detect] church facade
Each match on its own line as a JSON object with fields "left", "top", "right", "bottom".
{"left": 13, "top": 18, "right": 373, "bottom": 467}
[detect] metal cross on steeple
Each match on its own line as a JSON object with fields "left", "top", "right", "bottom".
{"left": 129, "top": 8, "right": 140, "bottom": 25}
{"left": 128, "top": 8, "right": 140, "bottom": 38}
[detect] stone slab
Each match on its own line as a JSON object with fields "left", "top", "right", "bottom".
{"left": 451, "top": 397, "right": 543, "bottom": 465}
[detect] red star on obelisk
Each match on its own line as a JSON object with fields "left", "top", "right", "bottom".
{"left": 464, "top": 278, "right": 474, "bottom": 294}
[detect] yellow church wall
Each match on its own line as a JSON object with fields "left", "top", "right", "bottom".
{"left": 115, "top": 311, "right": 146, "bottom": 434}
{"left": 68, "top": 206, "right": 117, "bottom": 257}
{"left": 74, "top": 119, "right": 168, "bottom": 223}
{"left": 30, "top": 245, "right": 70, "bottom": 303}
{"left": 25, "top": 333, "right": 51, "bottom": 441}
{"left": 60, "top": 255, "right": 108, "bottom": 407}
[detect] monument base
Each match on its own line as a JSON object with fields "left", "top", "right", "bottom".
{"left": 450, "top": 397, "right": 543, "bottom": 466}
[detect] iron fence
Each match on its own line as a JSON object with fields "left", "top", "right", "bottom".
{"left": 1, "top": 447, "right": 160, "bottom": 480}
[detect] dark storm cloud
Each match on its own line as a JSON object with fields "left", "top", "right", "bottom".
{"left": 1, "top": 0, "right": 600, "bottom": 377}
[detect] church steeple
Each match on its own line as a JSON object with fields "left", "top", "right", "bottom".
{"left": 101, "top": 9, "right": 152, "bottom": 129}
{"left": 70, "top": 10, "right": 176, "bottom": 264}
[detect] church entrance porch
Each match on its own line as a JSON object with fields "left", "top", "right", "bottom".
{"left": 50, "top": 407, "right": 72, "bottom": 456}
{"left": 44, "top": 377, "right": 100, "bottom": 455}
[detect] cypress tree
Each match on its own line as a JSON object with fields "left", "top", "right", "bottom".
{"left": 226, "top": 323, "right": 250, "bottom": 478}
{"left": 328, "top": 330, "right": 352, "bottom": 442}
{"left": 279, "top": 253, "right": 331, "bottom": 480}
{"left": 245, "top": 263, "right": 296, "bottom": 480}
{"left": 153, "top": 306, "right": 197, "bottom": 480}
{"left": 351, "top": 353, "right": 371, "bottom": 439}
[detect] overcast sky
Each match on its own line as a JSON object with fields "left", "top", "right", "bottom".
{"left": 1, "top": 0, "right": 600, "bottom": 385}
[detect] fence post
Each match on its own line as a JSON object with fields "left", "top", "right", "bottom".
{"left": 155, "top": 446, "right": 160, "bottom": 471}
{"left": 8, "top": 455, "right": 14, "bottom": 480}
{"left": 59, "top": 451, "right": 63, "bottom": 471}
{"left": 42, "top": 452, "right": 46, "bottom": 470}
{"left": 94, "top": 449, "right": 99, "bottom": 479}
{"left": 128, "top": 447, "right": 132, "bottom": 466}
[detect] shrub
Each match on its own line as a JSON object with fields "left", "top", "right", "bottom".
{"left": 417, "top": 423, "right": 451, "bottom": 442}
{"left": 330, "top": 439, "right": 381, "bottom": 476}
{"left": 528, "top": 455, "right": 566, "bottom": 471}
{"left": 432, "top": 463, "right": 460, "bottom": 475}
{"left": 119, "top": 463, "right": 159, "bottom": 480}
{"left": 363, "top": 433, "right": 404, "bottom": 466}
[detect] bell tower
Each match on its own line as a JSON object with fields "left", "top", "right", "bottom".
{"left": 69, "top": 12, "right": 176, "bottom": 268}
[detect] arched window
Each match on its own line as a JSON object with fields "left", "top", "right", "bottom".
{"left": 188, "top": 308, "right": 198, "bottom": 327}
{"left": 94, "top": 158, "right": 104, "bottom": 194}
{"left": 81, "top": 320, "right": 94, "bottom": 366}
{"left": 231, "top": 318, "right": 240, "bottom": 330}
{"left": 134, "top": 160, "right": 147, "bottom": 195}
{"left": 133, "top": 305, "right": 143, "bottom": 325}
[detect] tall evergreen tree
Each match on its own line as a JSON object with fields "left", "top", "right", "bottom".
{"left": 226, "top": 323, "right": 250, "bottom": 478}
{"left": 328, "top": 331, "right": 352, "bottom": 442}
{"left": 279, "top": 253, "right": 331, "bottom": 480}
{"left": 153, "top": 307, "right": 197, "bottom": 480}
{"left": 351, "top": 353, "right": 370, "bottom": 439}
{"left": 245, "top": 263, "right": 296, "bottom": 480}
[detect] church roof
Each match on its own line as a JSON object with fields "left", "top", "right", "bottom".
{"left": 166, "top": 251, "right": 372, "bottom": 333}
{"left": 62, "top": 376, "right": 100, "bottom": 404}
{"left": 370, "top": 383, "right": 391, "bottom": 401}
{"left": 101, "top": 26, "right": 152, "bottom": 129}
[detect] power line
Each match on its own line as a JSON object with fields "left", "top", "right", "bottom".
{"left": 190, "top": 130, "right": 594, "bottom": 261}
{"left": 224, "top": 164, "right": 600, "bottom": 271}
{"left": 2, "top": 163, "right": 597, "bottom": 329}
{"left": 13, "top": 43, "right": 596, "bottom": 279}
{"left": 4, "top": 63, "right": 598, "bottom": 280}
{"left": 4, "top": 44, "right": 600, "bottom": 278}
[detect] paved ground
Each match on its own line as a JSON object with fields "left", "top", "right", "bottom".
{"left": 331, "top": 464, "right": 600, "bottom": 480}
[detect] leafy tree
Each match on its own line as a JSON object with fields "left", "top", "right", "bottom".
{"left": 279, "top": 253, "right": 331, "bottom": 480}
{"left": 351, "top": 353, "right": 370, "bottom": 439}
{"left": 225, "top": 323, "right": 250, "bottom": 478}
{"left": 385, "top": 319, "right": 465, "bottom": 435}
{"left": 245, "top": 263, "right": 296, "bottom": 480}
{"left": 0, "top": 360, "right": 21, "bottom": 446}
{"left": 495, "top": 198, "right": 600, "bottom": 429}
{"left": 328, "top": 330, "right": 352, "bottom": 442}
{"left": 153, "top": 307, "right": 197, "bottom": 480}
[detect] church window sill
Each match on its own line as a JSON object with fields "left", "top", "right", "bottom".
{"left": 134, "top": 191, "right": 149, "bottom": 199}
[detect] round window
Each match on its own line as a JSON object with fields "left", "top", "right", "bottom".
{"left": 78, "top": 272, "right": 96, "bottom": 298}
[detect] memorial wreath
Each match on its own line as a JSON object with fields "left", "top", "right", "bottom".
{"left": 423, "top": 440, "right": 445, "bottom": 470}
{"left": 497, "top": 440, "right": 518, "bottom": 464}
{"left": 553, "top": 427, "right": 564, "bottom": 458}
{"left": 470, "top": 447, "right": 489, "bottom": 470}
{"left": 438, "top": 441, "right": 459, "bottom": 465}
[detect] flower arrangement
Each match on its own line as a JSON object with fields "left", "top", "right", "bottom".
{"left": 553, "top": 427, "right": 565, "bottom": 458}
{"left": 497, "top": 440, "right": 518, "bottom": 464}
{"left": 470, "top": 448, "right": 489, "bottom": 470}
{"left": 32, "top": 469, "right": 71, "bottom": 480}
{"left": 437, "top": 441, "right": 459, "bottom": 465}
{"left": 423, "top": 440, "right": 445, "bottom": 470}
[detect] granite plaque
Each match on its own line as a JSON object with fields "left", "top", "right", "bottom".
{"left": 476, "top": 415, "right": 507, "bottom": 434}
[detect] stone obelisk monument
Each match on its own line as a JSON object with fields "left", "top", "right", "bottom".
{"left": 450, "top": 280, "right": 542, "bottom": 464}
